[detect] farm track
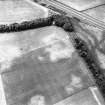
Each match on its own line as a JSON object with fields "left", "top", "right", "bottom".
{"left": 45, "top": 0, "right": 105, "bottom": 30}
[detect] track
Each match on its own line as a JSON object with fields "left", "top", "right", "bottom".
{"left": 45, "top": 0, "right": 105, "bottom": 30}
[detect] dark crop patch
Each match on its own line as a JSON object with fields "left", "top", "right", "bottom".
{"left": 0, "top": 14, "right": 105, "bottom": 99}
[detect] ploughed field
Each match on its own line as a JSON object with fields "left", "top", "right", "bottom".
{"left": 0, "top": 0, "right": 48, "bottom": 24}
